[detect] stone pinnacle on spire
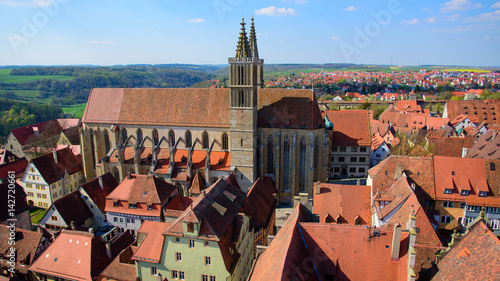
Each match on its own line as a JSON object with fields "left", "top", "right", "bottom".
{"left": 235, "top": 18, "right": 250, "bottom": 58}
{"left": 249, "top": 17, "right": 259, "bottom": 59}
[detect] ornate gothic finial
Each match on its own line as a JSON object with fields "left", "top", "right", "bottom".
{"left": 249, "top": 17, "right": 259, "bottom": 59}
{"left": 235, "top": 18, "right": 250, "bottom": 58}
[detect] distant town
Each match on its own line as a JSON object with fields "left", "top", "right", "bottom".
{"left": 1, "top": 18, "right": 500, "bottom": 281}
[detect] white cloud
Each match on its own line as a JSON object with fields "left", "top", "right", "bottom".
{"left": 0, "top": 0, "right": 54, "bottom": 7}
{"left": 331, "top": 36, "right": 340, "bottom": 40}
{"left": 426, "top": 17, "right": 437, "bottom": 23}
{"left": 257, "top": 33, "right": 269, "bottom": 37}
{"left": 57, "top": 35, "right": 63, "bottom": 39}
{"left": 401, "top": 19, "right": 419, "bottom": 24}
{"left": 88, "top": 40, "right": 115, "bottom": 44}
{"left": 422, "top": 8, "right": 434, "bottom": 12}
{"left": 493, "top": 1, "right": 500, "bottom": 8}
{"left": 464, "top": 10, "right": 500, "bottom": 22}
{"left": 8, "top": 35, "right": 28, "bottom": 41}
{"left": 447, "top": 13, "right": 461, "bottom": 21}
{"left": 282, "top": 0, "right": 307, "bottom": 4}
{"left": 441, "top": 0, "right": 482, "bottom": 13}
{"left": 187, "top": 18, "right": 205, "bottom": 23}
{"left": 344, "top": 6, "right": 363, "bottom": 11}
{"left": 255, "top": 6, "right": 297, "bottom": 16}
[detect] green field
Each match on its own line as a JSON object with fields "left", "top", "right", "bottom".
{"left": 442, "top": 68, "right": 491, "bottom": 73}
{"left": 0, "top": 69, "right": 74, "bottom": 83}
{"left": 61, "top": 103, "right": 87, "bottom": 118}
{"left": 30, "top": 207, "right": 48, "bottom": 225}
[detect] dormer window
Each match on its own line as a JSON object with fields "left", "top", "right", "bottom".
{"left": 479, "top": 191, "right": 488, "bottom": 197}
{"left": 113, "top": 202, "right": 118, "bottom": 207}
{"left": 128, "top": 203, "right": 137, "bottom": 209}
{"left": 187, "top": 222, "right": 194, "bottom": 233}
{"left": 491, "top": 163, "right": 496, "bottom": 171}
{"left": 451, "top": 171, "right": 455, "bottom": 175}
{"left": 460, "top": 190, "right": 469, "bottom": 196}
{"left": 147, "top": 205, "right": 152, "bottom": 210}
{"left": 444, "top": 189, "right": 453, "bottom": 194}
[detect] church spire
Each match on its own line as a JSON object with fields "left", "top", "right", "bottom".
{"left": 249, "top": 17, "right": 259, "bottom": 59}
{"left": 235, "top": 18, "right": 250, "bottom": 58}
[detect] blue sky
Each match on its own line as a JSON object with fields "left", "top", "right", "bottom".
{"left": 1, "top": 0, "right": 500, "bottom": 66}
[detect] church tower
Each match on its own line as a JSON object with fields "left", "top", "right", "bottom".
{"left": 229, "top": 18, "right": 263, "bottom": 191}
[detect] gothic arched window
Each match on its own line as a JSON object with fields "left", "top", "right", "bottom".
{"left": 89, "top": 129, "right": 96, "bottom": 168}
{"left": 313, "top": 136, "right": 319, "bottom": 181}
{"left": 222, "top": 133, "right": 229, "bottom": 150}
{"left": 152, "top": 129, "right": 159, "bottom": 147}
{"left": 202, "top": 131, "right": 209, "bottom": 149}
{"left": 185, "top": 131, "right": 192, "bottom": 148}
{"left": 169, "top": 130, "right": 175, "bottom": 148}
{"left": 103, "top": 129, "right": 110, "bottom": 154}
{"left": 136, "top": 128, "right": 143, "bottom": 147}
{"left": 299, "top": 137, "right": 307, "bottom": 192}
{"left": 267, "top": 135, "right": 274, "bottom": 175}
{"left": 121, "top": 128, "right": 127, "bottom": 145}
{"left": 283, "top": 136, "right": 290, "bottom": 191}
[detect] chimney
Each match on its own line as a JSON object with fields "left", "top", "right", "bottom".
{"left": 315, "top": 182, "right": 321, "bottom": 195}
{"left": 98, "top": 176, "right": 103, "bottom": 189}
{"left": 395, "top": 163, "right": 404, "bottom": 180}
{"left": 53, "top": 151, "right": 58, "bottom": 164}
{"left": 71, "top": 221, "right": 76, "bottom": 230}
{"left": 462, "top": 147, "right": 468, "bottom": 158}
{"left": 105, "top": 243, "right": 112, "bottom": 259}
{"left": 391, "top": 223, "right": 402, "bottom": 261}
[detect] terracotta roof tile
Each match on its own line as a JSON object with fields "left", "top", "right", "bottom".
{"left": 313, "top": 183, "right": 371, "bottom": 225}
{"left": 0, "top": 225, "right": 45, "bottom": 268}
{"left": 427, "top": 137, "right": 476, "bottom": 158}
{"left": 248, "top": 203, "right": 312, "bottom": 281}
{"left": 446, "top": 100, "right": 500, "bottom": 126}
{"left": 432, "top": 221, "right": 500, "bottom": 280}
{"left": 466, "top": 129, "right": 500, "bottom": 159}
{"left": 327, "top": 110, "right": 371, "bottom": 146}
{"left": 299, "top": 223, "right": 409, "bottom": 281}
{"left": 79, "top": 172, "right": 119, "bottom": 213}
{"left": 132, "top": 221, "right": 172, "bottom": 263}
{"left": 244, "top": 178, "right": 277, "bottom": 231}
{"left": 51, "top": 190, "right": 93, "bottom": 226}
{"left": 31, "top": 147, "right": 82, "bottom": 185}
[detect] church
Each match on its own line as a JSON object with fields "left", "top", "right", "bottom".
{"left": 80, "top": 18, "right": 328, "bottom": 204}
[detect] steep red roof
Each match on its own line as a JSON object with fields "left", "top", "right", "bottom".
{"left": 244, "top": 178, "right": 277, "bottom": 231}
{"left": 51, "top": 190, "right": 93, "bottom": 226}
{"left": 0, "top": 225, "right": 45, "bottom": 268}
{"left": 368, "top": 156, "right": 435, "bottom": 200}
{"left": 188, "top": 171, "right": 205, "bottom": 195}
{"left": 132, "top": 221, "right": 172, "bottom": 263}
{"left": 432, "top": 221, "right": 500, "bottom": 280}
{"left": 299, "top": 223, "right": 409, "bottom": 281}
{"left": 163, "top": 179, "right": 246, "bottom": 241}
{"left": 313, "top": 183, "right": 371, "bottom": 225}
{"left": 248, "top": 203, "right": 312, "bottom": 281}
{"left": 0, "top": 157, "right": 27, "bottom": 180}
{"left": 258, "top": 89, "right": 324, "bottom": 129}
{"left": 466, "top": 129, "right": 500, "bottom": 159}
{"left": 327, "top": 110, "right": 371, "bottom": 146}
{"left": 445, "top": 100, "right": 500, "bottom": 126}
{"left": 83, "top": 88, "right": 324, "bottom": 129}
{"left": 8, "top": 120, "right": 62, "bottom": 146}
{"left": 29, "top": 230, "right": 133, "bottom": 281}
{"left": 433, "top": 156, "right": 497, "bottom": 201}
{"left": 395, "top": 100, "right": 422, "bottom": 113}
{"left": 427, "top": 137, "right": 476, "bottom": 157}
{"left": 31, "top": 147, "right": 82, "bottom": 185}
{"left": 79, "top": 172, "right": 119, "bottom": 213}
